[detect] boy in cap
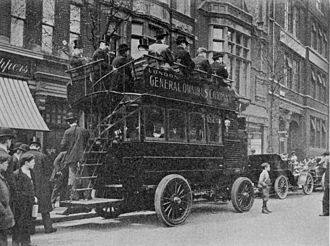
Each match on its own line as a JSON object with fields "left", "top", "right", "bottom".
{"left": 320, "top": 151, "right": 329, "bottom": 216}
{"left": 258, "top": 162, "right": 272, "bottom": 214}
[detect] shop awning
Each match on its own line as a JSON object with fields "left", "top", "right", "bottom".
{"left": 0, "top": 77, "right": 49, "bottom": 131}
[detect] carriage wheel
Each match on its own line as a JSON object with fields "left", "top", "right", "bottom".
{"left": 231, "top": 177, "right": 255, "bottom": 212}
{"left": 274, "top": 175, "right": 288, "bottom": 199}
{"left": 302, "top": 173, "right": 314, "bottom": 195}
{"left": 154, "top": 174, "right": 192, "bottom": 227}
{"left": 95, "top": 205, "right": 121, "bottom": 219}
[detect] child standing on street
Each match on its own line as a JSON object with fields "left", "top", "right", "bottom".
{"left": 258, "top": 162, "right": 272, "bottom": 214}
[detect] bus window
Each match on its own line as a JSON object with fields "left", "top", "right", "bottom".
{"left": 168, "top": 109, "right": 186, "bottom": 142}
{"left": 125, "top": 106, "right": 140, "bottom": 141}
{"left": 189, "top": 113, "right": 205, "bottom": 143}
{"left": 207, "top": 115, "right": 222, "bottom": 144}
{"left": 145, "top": 106, "right": 165, "bottom": 141}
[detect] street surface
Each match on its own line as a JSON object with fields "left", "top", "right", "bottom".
{"left": 23, "top": 191, "right": 329, "bottom": 246}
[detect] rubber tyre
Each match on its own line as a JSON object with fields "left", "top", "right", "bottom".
{"left": 274, "top": 175, "right": 289, "bottom": 199}
{"left": 302, "top": 173, "right": 314, "bottom": 195}
{"left": 231, "top": 177, "right": 255, "bottom": 212}
{"left": 154, "top": 174, "right": 192, "bottom": 227}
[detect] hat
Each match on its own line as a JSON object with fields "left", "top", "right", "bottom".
{"left": 155, "top": 29, "right": 169, "bottom": 39}
{"left": 12, "top": 142, "right": 23, "bottom": 151}
{"left": 64, "top": 112, "right": 77, "bottom": 121}
{"left": 138, "top": 38, "right": 149, "bottom": 50}
{"left": 212, "top": 52, "right": 225, "bottom": 60}
{"left": 99, "top": 35, "right": 110, "bottom": 45}
{"left": 117, "top": 44, "right": 130, "bottom": 52}
{"left": 322, "top": 151, "right": 330, "bottom": 156}
{"left": 261, "top": 162, "right": 269, "bottom": 168}
{"left": 197, "top": 47, "right": 208, "bottom": 54}
{"left": 176, "top": 36, "right": 189, "bottom": 45}
{"left": 18, "top": 144, "right": 30, "bottom": 153}
{"left": 73, "top": 39, "right": 83, "bottom": 49}
{"left": 0, "top": 128, "right": 15, "bottom": 139}
{"left": 30, "top": 136, "right": 41, "bottom": 146}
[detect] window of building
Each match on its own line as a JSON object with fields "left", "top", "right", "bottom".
{"left": 311, "top": 71, "right": 316, "bottom": 98}
{"left": 42, "top": 0, "right": 55, "bottom": 54}
{"left": 125, "top": 106, "right": 140, "bottom": 141}
{"left": 168, "top": 109, "right": 186, "bottom": 142}
{"left": 316, "top": 119, "right": 321, "bottom": 148}
{"left": 287, "top": 0, "right": 293, "bottom": 33}
{"left": 292, "top": 59, "right": 299, "bottom": 92}
{"left": 316, "top": 0, "right": 325, "bottom": 14}
{"left": 286, "top": 57, "right": 293, "bottom": 89}
{"left": 176, "top": 0, "right": 191, "bottom": 16}
{"left": 310, "top": 117, "right": 316, "bottom": 147}
{"left": 321, "top": 122, "right": 327, "bottom": 148}
{"left": 235, "top": 59, "right": 241, "bottom": 92}
{"left": 69, "top": 4, "right": 81, "bottom": 47}
{"left": 189, "top": 113, "right": 205, "bottom": 143}
{"left": 312, "top": 23, "right": 317, "bottom": 50}
{"left": 212, "top": 27, "right": 224, "bottom": 52}
{"left": 207, "top": 115, "right": 222, "bottom": 144}
{"left": 44, "top": 99, "right": 67, "bottom": 126}
{"left": 145, "top": 106, "right": 165, "bottom": 141}
{"left": 323, "top": 32, "right": 328, "bottom": 58}
{"left": 10, "top": 0, "right": 26, "bottom": 47}
{"left": 318, "top": 29, "right": 323, "bottom": 55}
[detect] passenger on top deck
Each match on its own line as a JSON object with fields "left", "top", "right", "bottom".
{"left": 70, "top": 39, "right": 89, "bottom": 68}
{"left": 174, "top": 36, "right": 195, "bottom": 77}
{"left": 148, "top": 30, "right": 174, "bottom": 68}
{"left": 92, "top": 38, "right": 114, "bottom": 73}
{"left": 193, "top": 47, "right": 213, "bottom": 76}
{"left": 112, "top": 44, "right": 133, "bottom": 91}
{"left": 211, "top": 52, "right": 229, "bottom": 86}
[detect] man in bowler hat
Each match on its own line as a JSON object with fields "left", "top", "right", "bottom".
{"left": 60, "top": 112, "right": 90, "bottom": 201}
{"left": 112, "top": 44, "right": 133, "bottom": 91}
{"left": 28, "top": 137, "right": 57, "bottom": 233}
{"left": 320, "top": 151, "right": 329, "bottom": 216}
{"left": 174, "top": 36, "right": 195, "bottom": 76}
{"left": 148, "top": 30, "right": 174, "bottom": 68}
{"left": 258, "top": 162, "right": 272, "bottom": 214}
{"left": 211, "top": 52, "right": 229, "bottom": 81}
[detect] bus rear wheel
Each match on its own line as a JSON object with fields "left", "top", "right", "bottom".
{"left": 154, "top": 174, "right": 192, "bottom": 227}
{"left": 231, "top": 177, "right": 255, "bottom": 212}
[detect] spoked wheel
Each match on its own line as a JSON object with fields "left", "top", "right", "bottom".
{"left": 302, "top": 173, "right": 314, "bottom": 195}
{"left": 154, "top": 174, "right": 192, "bottom": 227}
{"left": 231, "top": 177, "right": 255, "bottom": 212}
{"left": 95, "top": 205, "right": 121, "bottom": 219}
{"left": 274, "top": 175, "right": 289, "bottom": 199}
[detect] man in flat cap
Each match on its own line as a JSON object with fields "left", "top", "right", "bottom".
{"left": 320, "top": 151, "right": 329, "bottom": 216}
{"left": 258, "top": 162, "right": 272, "bottom": 214}
{"left": 193, "top": 47, "right": 212, "bottom": 75}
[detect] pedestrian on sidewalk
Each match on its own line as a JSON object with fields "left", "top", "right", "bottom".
{"left": 28, "top": 137, "right": 57, "bottom": 233}
{"left": 258, "top": 162, "right": 272, "bottom": 214}
{"left": 12, "top": 153, "right": 37, "bottom": 246}
{"left": 0, "top": 154, "right": 15, "bottom": 246}
{"left": 50, "top": 151, "right": 68, "bottom": 207}
{"left": 320, "top": 151, "right": 329, "bottom": 216}
{"left": 11, "top": 143, "right": 30, "bottom": 172}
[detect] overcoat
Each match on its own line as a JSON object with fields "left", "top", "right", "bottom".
{"left": 13, "top": 168, "right": 35, "bottom": 234}
{"left": 193, "top": 55, "right": 213, "bottom": 74}
{"left": 174, "top": 46, "right": 195, "bottom": 75}
{"left": 60, "top": 125, "right": 90, "bottom": 165}
{"left": 0, "top": 148, "right": 15, "bottom": 201}
{"left": 148, "top": 41, "right": 174, "bottom": 65}
{"left": 0, "top": 173, "right": 15, "bottom": 230}
{"left": 27, "top": 149, "right": 53, "bottom": 213}
{"left": 211, "top": 62, "right": 229, "bottom": 78}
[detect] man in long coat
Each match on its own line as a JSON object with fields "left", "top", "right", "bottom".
{"left": 0, "top": 154, "right": 15, "bottom": 246}
{"left": 61, "top": 112, "right": 90, "bottom": 200}
{"left": 174, "top": 36, "right": 195, "bottom": 76}
{"left": 28, "top": 137, "right": 56, "bottom": 233}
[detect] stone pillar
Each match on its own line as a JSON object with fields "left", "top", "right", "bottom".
{"left": 0, "top": 0, "right": 11, "bottom": 43}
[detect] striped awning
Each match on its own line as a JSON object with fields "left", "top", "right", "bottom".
{"left": 0, "top": 77, "right": 49, "bottom": 131}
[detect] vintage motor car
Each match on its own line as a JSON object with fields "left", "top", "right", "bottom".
{"left": 246, "top": 154, "right": 314, "bottom": 199}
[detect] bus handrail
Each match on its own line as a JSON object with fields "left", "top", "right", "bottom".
{"left": 65, "top": 59, "right": 104, "bottom": 73}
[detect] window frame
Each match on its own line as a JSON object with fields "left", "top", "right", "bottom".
{"left": 206, "top": 114, "right": 223, "bottom": 145}
{"left": 167, "top": 109, "right": 187, "bottom": 143}
{"left": 144, "top": 106, "right": 166, "bottom": 142}
{"left": 188, "top": 112, "right": 206, "bottom": 143}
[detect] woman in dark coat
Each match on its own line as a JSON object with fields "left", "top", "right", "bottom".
{"left": 12, "top": 153, "right": 36, "bottom": 246}
{"left": 0, "top": 154, "right": 15, "bottom": 246}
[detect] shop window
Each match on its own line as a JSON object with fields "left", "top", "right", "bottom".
{"left": 45, "top": 100, "right": 67, "bottom": 127}
{"left": 10, "top": 0, "right": 26, "bottom": 47}
{"left": 168, "top": 109, "right": 186, "bottom": 142}
{"left": 207, "top": 115, "right": 222, "bottom": 144}
{"left": 145, "top": 106, "right": 165, "bottom": 141}
{"left": 125, "top": 106, "right": 140, "bottom": 141}
{"left": 189, "top": 113, "right": 205, "bottom": 143}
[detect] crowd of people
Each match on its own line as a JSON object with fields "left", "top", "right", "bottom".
{"left": 69, "top": 30, "right": 229, "bottom": 91}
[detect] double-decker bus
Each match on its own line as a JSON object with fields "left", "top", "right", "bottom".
{"left": 64, "top": 56, "right": 254, "bottom": 226}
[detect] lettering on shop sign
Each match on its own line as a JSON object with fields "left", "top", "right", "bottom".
{"left": 0, "top": 52, "right": 30, "bottom": 77}
{"left": 144, "top": 67, "right": 238, "bottom": 109}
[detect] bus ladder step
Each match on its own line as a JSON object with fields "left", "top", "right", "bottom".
{"left": 77, "top": 176, "right": 97, "bottom": 179}
{"left": 73, "top": 188, "right": 93, "bottom": 191}
{"left": 81, "top": 163, "right": 103, "bottom": 166}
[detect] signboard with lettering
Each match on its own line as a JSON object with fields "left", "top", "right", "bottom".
{"left": 0, "top": 51, "right": 34, "bottom": 78}
{"left": 141, "top": 67, "right": 239, "bottom": 111}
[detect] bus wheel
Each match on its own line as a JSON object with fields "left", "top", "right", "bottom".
{"left": 231, "top": 177, "right": 255, "bottom": 212}
{"left": 154, "top": 174, "right": 192, "bottom": 227}
{"left": 274, "top": 175, "right": 288, "bottom": 199}
{"left": 302, "top": 173, "right": 314, "bottom": 195}
{"left": 95, "top": 205, "right": 121, "bottom": 219}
